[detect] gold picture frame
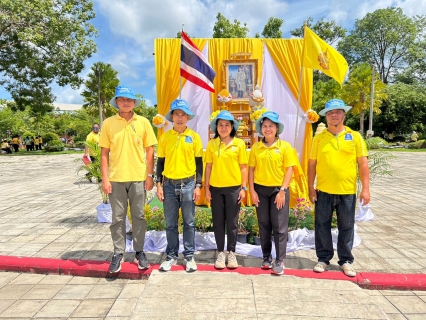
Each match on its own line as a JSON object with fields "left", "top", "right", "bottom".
{"left": 223, "top": 59, "right": 258, "bottom": 102}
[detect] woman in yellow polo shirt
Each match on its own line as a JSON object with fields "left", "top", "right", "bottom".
{"left": 248, "top": 111, "right": 296, "bottom": 275}
{"left": 205, "top": 110, "right": 248, "bottom": 270}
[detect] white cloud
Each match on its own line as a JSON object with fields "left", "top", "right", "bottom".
{"left": 51, "top": 85, "right": 84, "bottom": 104}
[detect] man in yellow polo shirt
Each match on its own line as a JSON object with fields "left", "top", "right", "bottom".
{"left": 100, "top": 85, "right": 157, "bottom": 273}
{"left": 84, "top": 123, "right": 100, "bottom": 182}
{"left": 156, "top": 99, "right": 203, "bottom": 272}
{"left": 308, "top": 99, "right": 370, "bottom": 277}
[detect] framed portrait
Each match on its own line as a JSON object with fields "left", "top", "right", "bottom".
{"left": 223, "top": 59, "right": 258, "bottom": 102}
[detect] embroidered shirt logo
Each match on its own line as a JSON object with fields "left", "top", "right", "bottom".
{"left": 185, "top": 136, "right": 193, "bottom": 143}
{"left": 344, "top": 133, "right": 353, "bottom": 141}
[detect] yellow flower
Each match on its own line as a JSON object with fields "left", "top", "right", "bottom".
{"left": 306, "top": 109, "right": 319, "bottom": 123}
{"left": 250, "top": 107, "right": 268, "bottom": 122}
{"left": 152, "top": 114, "right": 168, "bottom": 128}
{"left": 209, "top": 110, "right": 220, "bottom": 122}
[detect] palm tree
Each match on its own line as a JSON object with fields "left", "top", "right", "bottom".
{"left": 342, "top": 62, "right": 387, "bottom": 134}
{"left": 81, "top": 62, "right": 119, "bottom": 121}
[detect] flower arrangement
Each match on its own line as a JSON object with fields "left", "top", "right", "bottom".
{"left": 289, "top": 197, "right": 314, "bottom": 230}
{"left": 305, "top": 109, "right": 320, "bottom": 123}
{"left": 250, "top": 107, "right": 268, "bottom": 122}
{"left": 209, "top": 110, "right": 220, "bottom": 122}
{"left": 152, "top": 114, "right": 168, "bottom": 128}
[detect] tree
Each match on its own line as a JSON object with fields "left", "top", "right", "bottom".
{"left": 341, "top": 63, "right": 387, "bottom": 135}
{"left": 375, "top": 82, "right": 426, "bottom": 135}
{"left": 81, "top": 62, "right": 119, "bottom": 122}
{"left": 312, "top": 79, "right": 343, "bottom": 111}
{"left": 0, "top": 0, "right": 97, "bottom": 111}
{"left": 212, "top": 13, "right": 249, "bottom": 38}
{"left": 261, "top": 17, "right": 283, "bottom": 38}
{"left": 290, "top": 17, "right": 346, "bottom": 45}
{"left": 338, "top": 7, "right": 426, "bottom": 84}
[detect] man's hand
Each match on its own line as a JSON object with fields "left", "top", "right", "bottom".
{"left": 309, "top": 186, "right": 317, "bottom": 204}
{"left": 274, "top": 191, "right": 285, "bottom": 209}
{"left": 205, "top": 188, "right": 211, "bottom": 204}
{"left": 102, "top": 179, "right": 112, "bottom": 194}
{"left": 156, "top": 184, "right": 164, "bottom": 202}
{"left": 193, "top": 186, "right": 201, "bottom": 202}
{"left": 145, "top": 176, "right": 154, "bottom": 191}
{"left": 359, "top": 188, "right": 371, "bottom": 206}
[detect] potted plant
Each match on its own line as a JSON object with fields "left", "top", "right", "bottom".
{"left": 251, "top": 211, "right": 261, "bottom": 245}
{"left": 237, "top": 208, "right": 250, "bottom": 243}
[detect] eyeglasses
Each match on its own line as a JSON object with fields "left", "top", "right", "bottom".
{"left": 116, "top": 98, "right": 135, "bottom": 103}
{"left": 326, "top": 110, "right": 344, "bottom": 116}
{"left": 92, "top": 127, "right": 99, "bottom": 130}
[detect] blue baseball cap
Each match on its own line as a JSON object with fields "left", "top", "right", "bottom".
{"left": 109, "top": 85, "right": 142, "bottom": 109}
{"left": 256, "top": 111, "right": 284, "bottom": 134}
{"left": 210, "top": 110, "right": 240, "bottom": 133}
{"left": 165, "top": 99, "right": 195, "bottom": 121}
{"left": 319, "top": 99, "right": 352, "bottom": 116}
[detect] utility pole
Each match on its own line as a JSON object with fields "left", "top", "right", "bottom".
{"left": 96, "top": 67, "right": 104, "bottom": 127}
{"left": 367, "top": 61, "right": 375, "bottom": 138}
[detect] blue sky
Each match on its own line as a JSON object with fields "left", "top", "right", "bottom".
{"left": 0, "top": 0, "right": 420, "bottom": 107}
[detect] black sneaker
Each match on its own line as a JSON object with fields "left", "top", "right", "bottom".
{"left": 109, "top": 253, "right": 124, "bottom": 273}
{"left": 261, "top": 255, "right": 273, "bottom": 269}
{"left": 135, "top": 251, "right": 150, "bottom": 270}
{"left": 272, "top": 260, "right": 284, "bottom": 275}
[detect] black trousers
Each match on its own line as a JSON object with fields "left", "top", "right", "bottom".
{"left": 12, "top": 144, "right": 19, "bottom": 152}
{"left": 210, "top": 185, "right": 241, "bottom": 252}
{"left": 254, "top": 183, "right": 290, "bottom": 262}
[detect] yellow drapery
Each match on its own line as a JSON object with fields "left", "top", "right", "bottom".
{"left": 154, "top": 38, "right": 313, "bottom": 174}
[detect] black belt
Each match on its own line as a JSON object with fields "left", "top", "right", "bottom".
{"left": 164, "top": 175, "right": 195, "bottom": 184}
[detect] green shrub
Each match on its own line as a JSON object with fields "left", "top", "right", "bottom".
{"left": 407, "top": 140, "right": 426, "bottom": 149}
{"left": 43, "top": 132, "right": 60, "bottom": 144}
{"left": 45, "top": 139, "right": 64, "bottom": 152}
{"left": 366, "top": 137, "right": 388, "bottom": 149}
{"left": 194, "top": 207, "right": 213, "bottom": 233}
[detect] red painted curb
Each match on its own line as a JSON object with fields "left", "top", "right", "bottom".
{"left": 0, "top": 255, "right": 424, "bottom": 290}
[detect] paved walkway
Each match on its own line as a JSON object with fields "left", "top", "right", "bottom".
{"left": 0, "top": 151, "right": 425, "bottom": 318}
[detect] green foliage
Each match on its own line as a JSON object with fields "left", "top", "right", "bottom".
{"left": 375, "top": 82, "right": 426, "bottom": 135}
{"left": 194, "top": 207, "right": 213, "bottom": 233}
{"left": 338, "top": 7, "right": 426, "bottom": 84}
{"left": 45, "top": 140, "right": 64, "bottom": 152}
{"left": 261, "top": 17, "right": 283, "bottom": 38}
{"left": 366, "top": 137, "right": 388, "bottom": 149}
{"left": 145, "top": 205, "right": 166, "bottom": 231}
{"left": 212, "top": 13, "right": 249, "bottom": 38}
{"left": 407, "top": 140, "right": 426, "bottom": 149}
{"left": 312, "top": 79, "right": 342, "bottom": 111}
{"left": 342, "top": 62, "right": 387, "bottom": 134}
{"left": 291, "top": 17, "right": 346, "bottom": 44}
{"left": 0, "top": 0, "right": 98, "bottom": 112}
{"left": 81, "top": 62, "right": 119, "bottom": 121}
{"left": 289, "top": 198, "right": 314, "bottom": 230}
{"left": 43, "top": 132, "right": 60, "bottom": 144}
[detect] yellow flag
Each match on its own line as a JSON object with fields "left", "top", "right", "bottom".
{"left": 302, "top": 26, "right": 348, "bottom": 85}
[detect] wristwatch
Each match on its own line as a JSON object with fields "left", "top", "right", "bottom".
{"left": 195, "top": 183, "right": 202, "bottom": 189}
{"left": 241, "top": 186, "right": 248, "bottom": 191}
{"left": 280, "top": 187, "right": 288, "bottom": 192}
{"left": 147, "top": 174, "right": 154, "bottom": 178}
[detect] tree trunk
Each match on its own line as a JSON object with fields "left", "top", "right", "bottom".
{"left": 359, "top": 110, "right": 365, "bottom": 135}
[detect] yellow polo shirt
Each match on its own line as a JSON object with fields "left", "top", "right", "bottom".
{"left": 248, "top": 139, "right": 297, "bottom": 186}
{"left": 12, "top": 138, "right": 19, "bottom": 144}
{"left": 205, "top": 137, "right": 248, "bottom": 187}
{"left": 158, "top": 127, "right": 202, "bottom": 179}
{"left": 86, "top": 131, "right": 100, "bottom": 156}
{"left": 309, "top": 126, "right": 368, "bottom": 194}
{"left": 99, "top": 114, "right": 157, "bottom": 182}
{"left": 34, "top": 138, "right": 39, "bottom": 144}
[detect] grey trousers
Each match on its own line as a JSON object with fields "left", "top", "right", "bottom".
{"left": 109, "top": 181, "right": 147, "bottom": 254}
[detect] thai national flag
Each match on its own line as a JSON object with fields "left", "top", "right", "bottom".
{"left": 180, "top": 31, "right": 216, "bottom": 92}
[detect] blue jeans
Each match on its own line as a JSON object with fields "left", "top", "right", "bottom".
{"left": 163, "top": 179, "right": 195, "bottom": 259}
{"left": 315, "top": 190, "right": 356, "bottom": 266}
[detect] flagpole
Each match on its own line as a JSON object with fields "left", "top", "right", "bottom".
{"left": 294, "top": 22, "right": 307, "bottom": 147}
{"left": 179, "top": 24, "right": 184, "bottom": 99}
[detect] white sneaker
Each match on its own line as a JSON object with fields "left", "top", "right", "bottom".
{"left": 227, "top": 251, "right": 238, "bottom": 269}
{"left": 215, "top": 252, "right": 226, "bottom": 269}
{"left": 313, "top": 262, "right": 328, "bottom": 273}
{"left": 341, "top": 262, "right": 356, "bottom": 277}
{"left": 185, "top": 257, "right": 197, "bottom": 272}
{"left": 159, "top": 257, "right": 176, "bottom": 272}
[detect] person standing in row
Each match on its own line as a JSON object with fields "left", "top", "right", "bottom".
{"left": 84, "top": 123, "right": 101, "bottom": 182}
{"left": 34, "top": 136, "right": 39, "bottom": 150}
{"left": 249, "top": 111, "right": 296, "bottom": 275}
{"left": 156, "top": 99, "right": 203, "bottom": 273}
{"left": 100, "top": 85, "right": 157, "bottom": 273}
{"left": 308, "top": 99, "right": 370, "bottom": 277}
{"left": 205, "top": 110, "right": 248, "bottom": 269}
{"left": 38, "top": 135, "right": 43, "bottom": 150}
{"left": 11, "top": 135, "right": 20, "bottom": 152}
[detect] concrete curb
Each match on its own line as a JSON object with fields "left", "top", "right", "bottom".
{"left": 0, "top": 255, "right": 425, "bottom": 290}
